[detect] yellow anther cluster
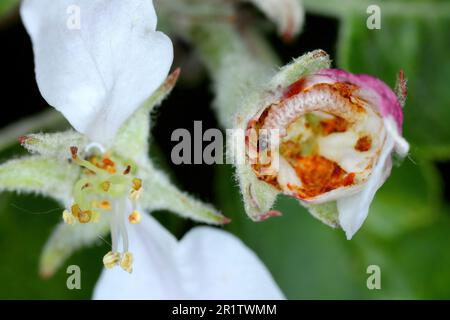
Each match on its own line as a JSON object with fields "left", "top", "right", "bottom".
{"left": 66, "top": 146, "right": 143, "bottom": 272}
{"left": 70, "top": 204, "right": 94, "bottom": 224}
{"left": 103, "top": 251, "right": 134, "bottom": 273}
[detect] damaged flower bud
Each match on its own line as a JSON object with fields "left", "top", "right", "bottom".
{"left": 245, "top": 68, "right": 409, "bottom": 239}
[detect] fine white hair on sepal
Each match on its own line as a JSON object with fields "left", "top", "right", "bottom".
{"left": 337, "top": 135, "right": 395, "bottom": 240}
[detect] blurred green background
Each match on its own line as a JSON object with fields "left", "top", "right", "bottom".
{"left": 0, "top": 0, "right": 450, "bottom": 299}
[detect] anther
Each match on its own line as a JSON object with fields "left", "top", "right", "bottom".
{"left": 71, "top": 204, "right": 91, "bottom": 223}
{"left": 103, "top": 251, "right": 121, "bottom": 269}
{"left": 62, "top": 210, "right": 76, "bottom": 225}
{"left": 128, "top": 210, "right": 141, "bottom": 224}
{"left": 123, "top": 165, "right": 131, "bottom": 175}
{"left": 132, "top": 178, "right": 142, "bottom": 191}
{"left": 70, "top": 146, "right": 79, "bottom": 160}
{"left": 120, "top": 252, "right": 133, "bottom": 273}
{"left": 78, "top": 210, "right": 92, "bottom": 224}
{"left": 95, "top": 200, "right": 112, "bottom": 211}
{"left": 100, "top": 181, "right": 111, "bottom": 192}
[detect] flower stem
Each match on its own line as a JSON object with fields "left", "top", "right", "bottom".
{"left": 190, "top": 21, "right": 279, "bottom": 128}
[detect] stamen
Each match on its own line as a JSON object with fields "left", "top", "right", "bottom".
{"left": 62, "top": 210, "right": 76, "bottom": 225}
{"left": 103, "top": 251, "right": 121, "bottom": 269}
{"left": 81, "top": 183, "right": 92, "bottom": 190}
{"left": 94, "top": 200, "right": 112, "bottom": 211}
{"left": 132, "top": 178, "right": 142, "bottom": 191}
{"left": 120, "top": 252, "right": 133, "bottom": 273}
{"left": 70, "top": 146, "right": 102, "bottom": 175}
{"left": 67, "top": 148, "right": 144, "bottom": 272}
{"left": 123, "top": 165, "right": 131, "bottom": 175}
{"left": 71, "top": 204, "right": 92, "bottom": 224}
{"left": 100, "top": 181, "right": 111, "bottom": 192}
{"left": 78, "top": 210, "right": 92, "bottom": 224}
{"left": 128, "top": 210, "right": 141, "bottom": 224}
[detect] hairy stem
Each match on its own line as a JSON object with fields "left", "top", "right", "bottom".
{"left": 190, "top": 21, "right": 278, "bottom": 128}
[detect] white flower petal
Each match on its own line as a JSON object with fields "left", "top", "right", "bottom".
{"left": 337, "top": 134, "right": 395, "bottom": 240}
{"left": 246, "top": 0, "right": 304, "bottom": 39}
{"left": 21, "top": 0, "right": 173, "bottom": 145}
{"left": 384, "top": 117, "right": 410, "bottom": 157}
{"left": 93, "top": 213, "right": 284, "bottom": 300}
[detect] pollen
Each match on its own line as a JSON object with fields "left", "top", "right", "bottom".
{"left": 320, "top": 117, "right": 348, "bottom": 135}
{"left": 100, "top": 181, "right": 111, "bottom": 192}
{"left": 288, "top": 155, "right": 355, "bottom": 198}
{"left": 132, "top": 178, "right": 142, "bottom": 191}
{"left": 67, "top": 147, "right": 144, "bottom": 272}
{"left": 355, "top": 135, "right": 372, "bottom": 152}
{"left": 62, "top": 210, "right": 76, "bottom": 225}
{"left": 120, "top": 252, "right": 134, "bottom": 273}
{"left": 128, "top": 210, "right": 141, "bottom": 224}
{"left": 94, "top": 200, "right": 112, "bottom": 211}
{"left": 71, "top": 204, "right": 92, "bottom": 224}
{"left": 71, "top": 204, "right": 82, "bottom": 218}
{"left": 77, "top": 210, "right": 92, "bottom": 224}
{"left": 103, "top": 251, "right": 121, "bottom": 269}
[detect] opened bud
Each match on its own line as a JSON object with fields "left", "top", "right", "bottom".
{"left": 246, "top": 68, "right": 409, "bottom": 239}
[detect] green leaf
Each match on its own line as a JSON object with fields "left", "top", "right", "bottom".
{"left": 0, "top": 0, "right": 19, "bottom": 21}
{"left": 0, "top": 156, "right": 79, "bottom": 204}
{"left": 336, "top": 4, "right": 450, "bottom": 158}
{"left": 364, "top": 159, "right": 443, "bottom": 238}
{"left": 351, "top": 207, "right": 450, "bottom": 299}
{"left": 303, "top": 0, "right": 450, "bottom": 18}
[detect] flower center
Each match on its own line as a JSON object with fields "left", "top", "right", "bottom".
{"left": 62, "top": 146, "right": 143, "bottom": 273}
{"left": 247, "top": 81, "right": 386, "bottom": 202}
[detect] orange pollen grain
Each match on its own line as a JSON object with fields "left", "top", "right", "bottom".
{"left": 89, "top": 155, "right": 117, "bottom": 173}
{"left": 291, "top": 155, "right": 355, "bottom": 198}
{"left": 355, "top": 135, "right": 372, "bottom": 152}
{"left": 320, "top": 117, "right": 349, "bottom": 135}
{"left": 128, "top": 210, "right": 141, "bottom": 224}
{"left": 97, "top": 200, "right": 111, "bottom": 211}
